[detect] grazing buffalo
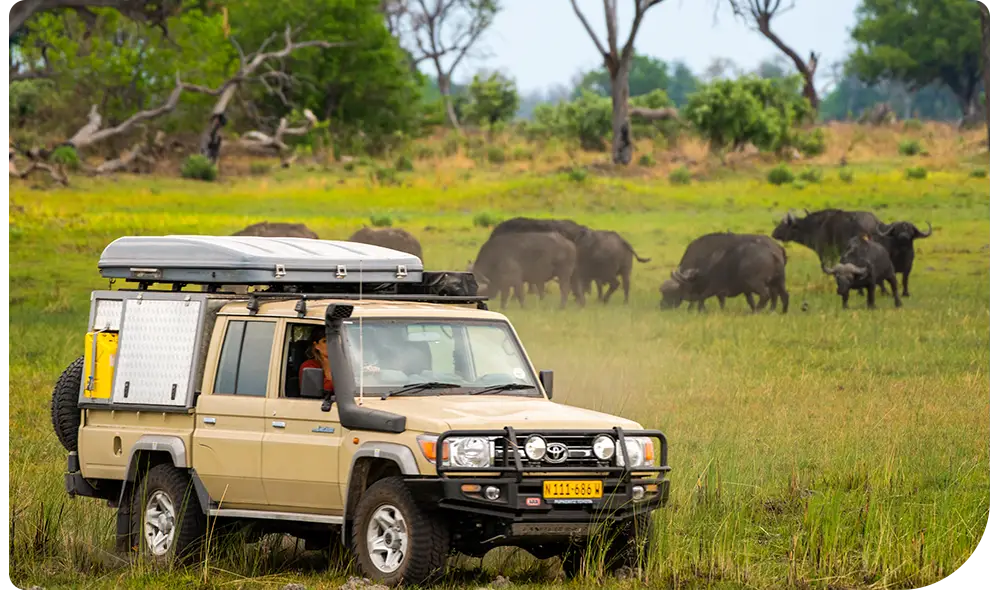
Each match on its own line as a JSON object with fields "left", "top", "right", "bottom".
{"left": 873, "top": 221, "right": 932, "bottom": 297}
{"left": 771, "top": 209, "right": 881, "bottom": 266}
{"left": 575, "top": 230, "right": 651, "bottom": 304}
{"left": 348, "top": 227, "right": 423, "bottom": 259}
{"left": 233, "top": 221, "right": 319, "bottom": 239}
{"left": 823, "top": 236, "right": 901, "bottom": 309}
{"left": 471, "top": 231, "right": 583, "bottom": 309}
{"left": 660, "top": 232, "right": 778, "bottom": 310}
{"left": 489, "top": 217, "right": 591, "bottom": 297}
{"left": 661, "top": 236, "right": 789, "bottom": 313}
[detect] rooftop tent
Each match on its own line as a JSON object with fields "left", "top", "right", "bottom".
{"left": 97, "top": 235, "right": 424, "bottom": 287}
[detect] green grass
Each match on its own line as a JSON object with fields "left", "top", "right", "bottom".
{"left": 8, "top": 163, "right": 990, "bottom": 589}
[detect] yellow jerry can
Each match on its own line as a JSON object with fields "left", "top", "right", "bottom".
{"left": 83, "top": 331, "right": 118, "bottom": 399}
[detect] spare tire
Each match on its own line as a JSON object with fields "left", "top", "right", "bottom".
{"left": 51, "top": 356, "right": 84, "bottom": 452}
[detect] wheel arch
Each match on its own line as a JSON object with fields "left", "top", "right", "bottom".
{"left": 124, "top": 435, "right": 189, "bottom": 482}
{"left": 341, "top": 442, "right": 421, "bottom": 547}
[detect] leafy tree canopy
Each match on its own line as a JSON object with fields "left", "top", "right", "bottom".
{"left": 572, "top": 53, "right": 700, "bottom": 107}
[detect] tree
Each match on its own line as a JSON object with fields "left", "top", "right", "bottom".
{"left": 849, "top": 0, "right": 983, "bottom": 121}
{"left": 568, "top": 0, "right": 666, "bottom": 165}
{"left": 9, "top": 0, "right": 184, "bottom": 38}
{"left": 388, "top": 0, "right": 499, "bottom": 129}
{"left": 979, "top": 1, "right": 989, "bottom": 142}
{"left": 575, "top": 53, "right": 670, "bottom": 98}
{"left": 461, "top": 71, "right": 519, "bottom": 126}
{"left": 721, "top": 0, "right": 820, "bottom": 110}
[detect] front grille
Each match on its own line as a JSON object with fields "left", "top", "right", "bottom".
{"left": 491, "top": 434, "right": 615, "bottom": 469}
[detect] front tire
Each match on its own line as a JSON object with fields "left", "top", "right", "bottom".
{"left": 130, "top": 464, "right": 205, "bottom": 564}
{"left": 351, "top": 476, "right": 449, "bottom": 585}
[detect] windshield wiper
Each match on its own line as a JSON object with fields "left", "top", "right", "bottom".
{"left": 469, "top": 383, "right": 537, "bottom": 396}
{"left": 381, "top": 381, "right": 463, "bottom": 400}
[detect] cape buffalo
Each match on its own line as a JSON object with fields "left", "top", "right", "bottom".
{"left": 823, "top": 236, "right": 901, "bottom": 309}
{"left": 873, "top": 221, "right": 932, "bottom": 297}
{"left": 575, "top": 230, "right": 651, "bottom": 304}
{"left": 348, "top": 227, "right": 423, "bottom": 259}
{"left": 772, "top": 209, "right": 881, "bottom": 266}
{"left": 488, "top": 217, "right": 591, "bottom": 297}
{"left": 471, "top": 231, "right": 583, "bottom": 309}
{"left": 660, "top": 232, "right": 778, "bottom": 310}
{"left": 661, "top": 236, "right": 789, "bottom": 313}
{"left": 233, "top": 221, "right": 319, "bottom": 239}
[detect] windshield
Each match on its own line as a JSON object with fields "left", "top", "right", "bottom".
{"left": 340, "top": 318, "right": 539, "bottom": 396}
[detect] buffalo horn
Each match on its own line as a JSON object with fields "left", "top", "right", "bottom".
{"left": 917, "top": 222, "right": 933, "bottom": 238}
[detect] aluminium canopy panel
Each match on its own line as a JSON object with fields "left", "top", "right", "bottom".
{"left": 98, "top": 235, "right": 423, "bottom": 285}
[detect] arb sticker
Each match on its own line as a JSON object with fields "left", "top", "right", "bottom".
{"left": 525, "top": 497, "right": 542, "bottom": 507}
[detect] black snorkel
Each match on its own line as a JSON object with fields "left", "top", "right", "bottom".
{"left": 324, "top": 303, "right": 406, "bottom": 433}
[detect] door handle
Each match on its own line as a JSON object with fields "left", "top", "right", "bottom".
{"left": 203, "top": 417, "right": 216, "bottom": 425}
{"left": 272, "top": 421, "right": 286, "bottom": 429}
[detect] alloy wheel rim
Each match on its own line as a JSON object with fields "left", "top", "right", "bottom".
{"left": 143, "top": 490, "right": 177, "bottom": 556}
{"left": 366, "top": 504, "right": 408, "bottom": 573}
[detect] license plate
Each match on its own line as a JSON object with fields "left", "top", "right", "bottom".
{"left": 543, "top": 480, "right": 603, "bottom": 499}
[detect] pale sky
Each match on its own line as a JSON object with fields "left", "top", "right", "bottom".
{"left": 446, "top": 0, "right": 862, "bottom": 93}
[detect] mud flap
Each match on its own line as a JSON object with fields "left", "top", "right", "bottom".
{"left": 114, "top": 480, "right": 137, "bottom": 554}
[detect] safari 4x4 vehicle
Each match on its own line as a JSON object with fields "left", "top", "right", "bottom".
{"left": 53, "top": 235, "right": 670, "bottom": 585}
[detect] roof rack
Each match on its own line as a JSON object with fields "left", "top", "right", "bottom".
{"left": 97, "top": 235, "right": 486, "bottom": 308}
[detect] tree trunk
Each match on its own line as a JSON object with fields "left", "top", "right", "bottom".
{"left": 438, "top": 76, "right": 461, "bottom": 129}
{"left": 981, "top": 1, "right": 990, "bottom": 145}
{"left": 610, "top": 63, "right": 633, "bottom": 165}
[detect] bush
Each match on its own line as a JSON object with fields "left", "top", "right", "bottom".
{"left": 49, "top": 146, "right": 81, "bottom": 171}
{"left": 443, "top": 133, "right": 461, "bottom": 156}
{"left": 794, "top": 128, "right": 827, "bottom": 157}
{"left": 638, "top": 154, "right": 655, "bottom": 167}
{"left": 903, "top": 119, "right": 924, "bottom": 131}
{"left": 898, "top": 139, "right": 923, "bottom": 156}
{"left": 486, "top": 146, "right": 506, "bottom": 164}
{"left": 461, "top": 72, "right": 519, "bottom": 127}
{"left": 343, "top": 161, "right": 356, "bottom": 172}
{"left": 511, "top": 146, "right": 534, "bottom": 161}
{"left": 792, "top": 180, "right": 808, "bottom": 190}
{"left": 473, "top": 211, "right": 504, "bottom": 228}
{"left": 683, "top": 75, "right": 813, "bottom": 154}
{"left": 767, "top": 164, "right": 795, "bottom": 185}
{"left": 798, "top": 167, "right": 823, "bottom": 183}
{"left": 371, "top": 166, "right": 399, "bottom": 185}
{"left": 970, "top": 167, "right": 988, "bottom": 178}
{"left": 669, "top": 166, "right": 692, "bottom": 185}
{"left": 905, "top": 166, "right": 927, "bottom": 180}
{"left": 249, "top": 162, "right": 271, "bottom": 176}
{"left": 369, "top": 213, "right": 393, "bottom": 227}
{"left": 839, "top": 169, "right": 855, "bottom": 183}
{"left": 413, "top": 145, "right": 436, "bottom": 160}
{"left": 567, "top": 167, "right": 588, "bottom": 183}
{"left": 181, "top": 155, "right": 217, "bottom": 181}
{"left": 394, "top": 154, "right": 414, "bottom": 172}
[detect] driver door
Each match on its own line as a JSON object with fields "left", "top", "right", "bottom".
{"left": 260, "top": 321, "right": 343, "bottom": 512}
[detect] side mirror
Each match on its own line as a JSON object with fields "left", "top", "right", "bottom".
{"left": 301, "top": 367, "right": 330, "bottom": 404}
{"left": 539, "top": 370, "right": 554, "bottom": 397}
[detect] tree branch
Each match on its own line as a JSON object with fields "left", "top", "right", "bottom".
{"left": 66, "top": 74, "right": 185, "bottom": 150}
{"left": 570, "top": 0, "right": 610, "bottom": 57}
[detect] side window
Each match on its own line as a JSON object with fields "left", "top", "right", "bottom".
{"left": 213, "top": 320, "right": 276, "bottom": 396}
{"left": 282, "top": 323, "right": 318, "bottom": 398}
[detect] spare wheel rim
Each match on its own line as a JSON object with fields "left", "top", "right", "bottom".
{"left": 366, "top": 504, "right": 409, "bottom": 573}
{"left": 143, "top": 490, "right": 177, "bottom": 556}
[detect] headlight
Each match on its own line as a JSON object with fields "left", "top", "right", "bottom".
{"left": 448, "top": 437, "right": 493, "bottom": 468}
{"left": 592, "top": 435, "right": 615, "bottom": 461}
{"left": 524, "top": 435, "right": 547, "bottom": 461}
{"left": 617, "top": 436, "right": 655, "bottom": 468}
{"left": 417, "top": 434, "right": 493, "bottom": 468}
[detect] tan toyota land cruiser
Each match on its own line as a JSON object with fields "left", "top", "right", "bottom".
{"left": 53, "top": 235, "right": 670, "bottom": 585}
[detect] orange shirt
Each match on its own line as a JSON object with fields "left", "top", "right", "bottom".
{"left": 299, "top": 359, "right": 333, "bottom": 391}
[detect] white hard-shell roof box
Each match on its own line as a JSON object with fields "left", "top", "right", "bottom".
{"left": 98, "top": 235, "right": 423, "bottom": 285}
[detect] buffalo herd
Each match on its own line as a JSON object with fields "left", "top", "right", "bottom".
{"left": 232, "top": 207, "right": 932, "bottom": 312}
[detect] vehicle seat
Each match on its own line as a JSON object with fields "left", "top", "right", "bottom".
{"left": 285, "top": 339, "right": 313, "bottom": 398}
{"left": 395, "top": 341, "right": 432, "bottom": 376}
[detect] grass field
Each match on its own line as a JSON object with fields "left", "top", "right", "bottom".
{"left": 8, "top": 132, "right": 990, "bottom": 589}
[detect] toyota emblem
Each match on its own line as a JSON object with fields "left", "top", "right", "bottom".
{"left": 545, "top": 442, "right": 569, "bottom": 464}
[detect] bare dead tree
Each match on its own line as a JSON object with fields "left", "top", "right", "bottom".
{"left": 569, "top": 0, "right": 666, "bottom": 165}
{"left": 181, "top": 24, "right": 349, "bottom": 163}
{"left": 722, "top": 0, "right": 820, "bottom": 110}
{"left": 395, "top": 0, "right": 498, "bottom": 129}
{"left": 238, "top": 109, "right": 319, "bottom": 167}
{"left": 980, "top": 1, "right": 989, "bottom": 145}
{"left": 9, "top": 0, "right": 182, "bottom": 38}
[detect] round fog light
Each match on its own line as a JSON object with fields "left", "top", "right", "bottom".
{"left": 484, "top": 486, "right": 501, "bottom": 501}
{"left": 631, "top": 485, "right": 645, "bottom": 501}
{"left": 524, "top": 435, "right": 547, "bottom": 461}
{"left": 592, "top": 435, "right": 615, "bottom": 461}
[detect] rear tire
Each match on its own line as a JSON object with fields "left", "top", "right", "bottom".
{"left": 130, "top": 464, "right": 206, "bottom": 564}
{"left": 352, "top": 476, "right": 449, "bottom": 585}
{"left": 51, "top": 356, "right": 84, "bottom": 451}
